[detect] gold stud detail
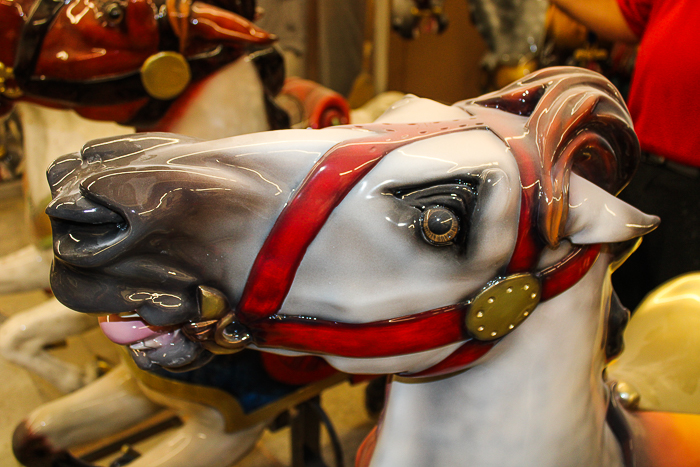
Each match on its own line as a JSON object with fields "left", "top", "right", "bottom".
{"left": 141, "top": 52, "right": 192, "bottom": 100}
{"left": 614, "top": 381, "right": 641, "bottom": 410}
{"left": 465, "top": 274, "right": 541, "bottom": 341}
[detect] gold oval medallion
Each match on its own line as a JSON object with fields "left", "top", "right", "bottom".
{"left": 140, "top": 52, "right": 192, "bottom": 100}
{"left": 466, "top": 273, "right": 541, "bottom": 341}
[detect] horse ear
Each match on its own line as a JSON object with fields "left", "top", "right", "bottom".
{"left": 467, "top": 67, "right": 640, "bottom": 248}
{"left": 564, "top": 173, "right": 658, "bottom": 244}
{"left": 185, "top": 0, "right": 276, "bottom": 46}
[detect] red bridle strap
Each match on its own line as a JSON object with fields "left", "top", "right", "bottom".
{"left": 242, "top": 244, "right": 600, "bottom": 360}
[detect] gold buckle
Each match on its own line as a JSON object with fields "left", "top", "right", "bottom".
{"left": 182, "top": 286, "right": 251, "bottom": 354}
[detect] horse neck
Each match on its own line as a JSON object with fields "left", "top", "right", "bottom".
{"left": 370, "top": 256, "right": 625, "bottom": 467}
{"left": 153, "top": 56, "right": 270, "bottom": 140}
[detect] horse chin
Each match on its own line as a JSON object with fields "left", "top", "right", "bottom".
{"left": 126, "top": 330, "right": 212, "bottom": 372}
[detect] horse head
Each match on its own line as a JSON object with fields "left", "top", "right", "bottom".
{"left": 45, "top": 67, "right": 658, "bottom": 375}
{"left": 0, "top": 0, "right": 275, "bottom": 123}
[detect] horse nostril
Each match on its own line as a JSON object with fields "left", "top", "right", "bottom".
{"left": 80, "top": 133, "right": 186, "bottom": 163}
{"left": 47, "top": 153, "right": 82, "bottom": 193}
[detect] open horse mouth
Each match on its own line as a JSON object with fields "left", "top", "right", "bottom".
{"left": 99, "top": 313, "right": 212, "bottom": 371}
{"left": 97, "top": 313, "right": 208, "bottom": 370}
{"left": 98, "top": 313, "right": 176, "bottom": 347}
{"left": 47, "top": 186, "right": 214, "bottom": 371}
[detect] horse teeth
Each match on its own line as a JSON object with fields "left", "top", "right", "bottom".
{"left": 129, "top": 337, "right": 165, "bottom": 350}
{"left": 143, "top": 336, "right": 165, "bottom": 349}
{"left": 119, "top": 312, "right": 141, "bottom": 319}
{"left": 129, "top": 341, "right": 150, "bottom": 350}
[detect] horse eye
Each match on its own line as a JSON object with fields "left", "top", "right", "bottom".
{"left": 103, "top": 2, "right": 125, "bottom": 24}
{"left": 421, "top": 206, "right": 459, "bottom": 245}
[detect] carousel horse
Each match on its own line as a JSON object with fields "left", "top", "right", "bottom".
{"left": 0, "top": 0, "right": 287, "bottom": 393}
{"left": 2, "top": 0, "right": 361, "bottom": 465}
{"left": 0, "top": 105, "right": 131, "bottom": 392}
{"left": 42, "top": 66, "right": 700, "bottom": 467}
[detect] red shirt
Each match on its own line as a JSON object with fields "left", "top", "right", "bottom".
{"left": 617, "top": 0, "right": 700, "bottom": 167}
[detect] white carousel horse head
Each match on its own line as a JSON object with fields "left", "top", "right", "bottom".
{"left": 45, "top": 66, "right": 655, "bottom": 375}
{"left": 46, "top": 66, "right": 676, "bottom": 467}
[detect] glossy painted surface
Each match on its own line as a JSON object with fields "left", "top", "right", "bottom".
{"left": 14, "top": 362, "right": 268, "bottom": 467}
{"left": 47, "top": 68, "right": 651, "bottom": 372}
{"left": 608, "top": 272, "right": 700, "bottom": 415}
{"left": 0, "top": 0, "right": 274, "bottom": 122}
{"left": 46, "top": 67, "right": 687, "bottom": 466}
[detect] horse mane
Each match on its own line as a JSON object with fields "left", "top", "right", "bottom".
{"left": 459, "top": 67, "right": 639, "bottom": 248}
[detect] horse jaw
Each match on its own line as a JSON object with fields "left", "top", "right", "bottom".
{"left": 46, "top": 129, "right": 362, "bottom": 371}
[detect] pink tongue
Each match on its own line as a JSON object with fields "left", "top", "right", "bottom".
{"left": 98, "top": 314, "right": 172, "bottom": 345}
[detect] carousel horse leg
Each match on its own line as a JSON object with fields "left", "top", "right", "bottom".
{"left": 128, "top": 383, "right": 267, "bottom": 467}
{"left": 12, "top": 363, "right": 163, "bottom": 467}
{"left": 0, "top": 244, "right": 53, "bottom": 293}
{"left": 0, "top": 299, "right": 99, "bottom": 393}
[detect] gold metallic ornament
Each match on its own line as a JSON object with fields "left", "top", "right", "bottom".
{"left": 614, "top": 381, "right": 641, "bottom": 410}
{"left": 213, "top": 309, "right": 252, "bottom": 352}
{"left": 0, "top": 62, "right": 23, "bottom": 99}
{"left": 198, "top": 285, "right": 228, "bottom": 320}
{"left": 183, "top": 285, "right": 251, "bottom": 354}
{"left": 466, "top": 273, "right": 541, "bottom": 341}
{"left": 140, "top": 52, "right": 191, "bottom": 100}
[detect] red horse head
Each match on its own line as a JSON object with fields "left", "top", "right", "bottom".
{"left": 0, "top": 0, "right": 276, "bottom": 123}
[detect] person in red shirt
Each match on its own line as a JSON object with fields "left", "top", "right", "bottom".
{"left": 549, "top": 0, "right": 700, "bottom": 309}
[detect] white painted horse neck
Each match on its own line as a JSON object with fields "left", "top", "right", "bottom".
{"left": 371, "top": 257, "right": 625, "bottom": 467}
{"left": 161, "top": 56, "right": 269, "bottom": 139}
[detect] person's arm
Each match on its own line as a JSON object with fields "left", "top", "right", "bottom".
{"left": 550, "top": 0, "right": 640, "bottom": 43}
